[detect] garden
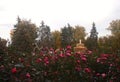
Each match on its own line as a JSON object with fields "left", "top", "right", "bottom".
{"left": 0, "top": 19, "right": 120, "bottom": 82}
{"left": 0, "top": 46, "right": 120, "bottom": 82}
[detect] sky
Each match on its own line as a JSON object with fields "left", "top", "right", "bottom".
{"left": 0, "top": 0, "right": 120, "bottom": 40}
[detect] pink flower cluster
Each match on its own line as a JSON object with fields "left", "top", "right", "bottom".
{"left": 0, "top": 46, "right": 120, "bottom": 82}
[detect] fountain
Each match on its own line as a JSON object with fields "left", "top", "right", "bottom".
{"left": 74, "top": 40, "right": 87, "bottom": 53}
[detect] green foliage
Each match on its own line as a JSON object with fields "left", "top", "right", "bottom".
{"left": 108, "top": 20, "right": 120, "bottom": 36}
{"left": 61, "top": 24, "right": 74, "bottom": 48}
{"left": 11, "top": 17, "right": 37, "bottom": 54}
{"left": 73, "top": 25, "right": 86, "bottom": 46}
{"left": 36, "top": 21, "right": 53, "bottom": 48}
{"left": 107, "top": 20, "right": 120, "bottom": 53}
{"left": 0, "top": 38, "right": 7, "bottom": 54}
{"left": 1, "top": 18, "right": 120, "bottom": 81}
{"left": 98, "top": 36, "right": 113, "bottom": 54}
{"left": 52, "top": 25, "right": 86, "bottom": 49}
{"left": 1, "top": 46, "right": 120, "bottom": 82}
{"left": 85, "top": 23, "right": 98, "bottom": 51}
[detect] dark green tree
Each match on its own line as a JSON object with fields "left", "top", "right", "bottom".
{"left": 11, "top": 17, "right": 37, "bottom": 54}
{"left": 85, "top": 22, "right": 98, "bottom": 51}
{"left": 61, "top": 24, "right": 74, "bottom": 48}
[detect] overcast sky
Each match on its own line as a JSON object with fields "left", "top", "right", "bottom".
{"left": 0, "top": 0, "right": 120, "bottom": 40}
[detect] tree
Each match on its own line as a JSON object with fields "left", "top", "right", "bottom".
{"left": 108, "top": 20, "right": 120, "bottom": 36}
{"left": 85, "top": 22, "right": 98, "bottom": 51}
{"left": 107, "top": 20, "right": 120, "bottom": 53}
{"left": 0, "top": 38, "right": 7, "bottom": 54}
{"left": 98, "top": 36, "right": 113, "bottom": 53}
{"left": 11, "top": 17, "right": 37, "bottom": 54}
{"left": 61, "top": 24, "right": 74, "bottom": 48}
{"left": 73, "top": 25, "right": 86, "bottom": 46}
{"left": 36, "top": 21, "right": 53, "bottom": 48}
{"left": 52, "top": 30, "right": 61, "bottom": 49}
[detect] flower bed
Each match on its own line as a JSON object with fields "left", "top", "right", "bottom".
{"left": 0, "top": 46, "right": 120, "bottom": 82}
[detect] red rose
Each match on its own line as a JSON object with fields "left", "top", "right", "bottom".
{"left": 11, "top": 67, "right": 17, "bottom": 73}
{"left": 84, "top": 68, "right": 91, "bottom": 73}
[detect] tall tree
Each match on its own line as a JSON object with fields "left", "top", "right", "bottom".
{"left": 36, "top": 21, "right": 52, "bottom": 48}
{"left": 73, "top": 25, "right": 86, "bottom": 46}
{"left": 61, "top": 24, "right": 74, "bottom": 48}
{"left": 107, "top": 20, "right": 120, "bottom": 53}
{"left": 11, "top": 17, "right": 37, "bottom": 53}
{"left": 85, "top": 22, "right": 98, "bottom": 51}
{"left": 108, "top": 20, "right": 120, "bottom": 36}
{"left": 52, "top": 30, "right": 61, "bottom": 49}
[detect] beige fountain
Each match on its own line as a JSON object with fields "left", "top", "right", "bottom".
{"left": 74, "top": 40, "right": 87, "bottom": 53}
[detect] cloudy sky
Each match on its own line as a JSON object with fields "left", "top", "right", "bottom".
{"left": 0, "top": 0, "right": 120, "bottom": 40}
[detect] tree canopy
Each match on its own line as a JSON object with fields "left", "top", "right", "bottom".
{"left": 11, "top": 17, "right": 37, "bottom": 53}
{"left": 36, "top": 21, "right": 53, "bottom": 48}
{"left": 52, "top": 31, "right": 61, "bottom": 49}
{"left": 73, "top": 25, "right": 86, "bottom": 45}
{"left": 61, "top": 24, "right": 74, "bottom": 48}
{"left": 107, "top": 19, "right": 120, "bottom": 53}
{"left": 85, "top": 23, "right": 98, "bottom": 51}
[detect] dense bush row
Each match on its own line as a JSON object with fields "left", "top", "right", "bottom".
{"left": 0, "top": 46, "right": 120, "bottom": 82}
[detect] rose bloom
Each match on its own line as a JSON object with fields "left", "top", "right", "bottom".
{"left": 97, "top": 58, "right": 100, "bottom": 63}
{"left": 0, "top": 65, "right": 5, "bottom": 71}
{"left": 26, "top": 72, "right": 31, "bottom": 78}
{"left": 96, "top": 73, "right": 100, "bottom": 76}
{"left": 81, "top": 57, "right": 87, "bottom": 62}
{"left": 100, "top": 54, "right": 109, "bottom": 58}
{"left": 84, "top": 68, "right": 91, "bottom": 73}
{"left": 66, "top": 50, "right": 71, "bottom": 53}
{"left": 59, "top": 54, "right": 64, "bottom": 57}
{"left": 76, "top": 60, "right": 80, "bottom": 64}
{"left": 87, "top": 50, "right": 92, "bottom": 54}
{"left": 44, "top": 57, "right": 48, "bottom": 62}
{"left": 43, "top": 57, "right": 49, "bottom": 66}
{"left": 45, "top": 60, "right": 49, "bottom": 65}
{"left": 11, "top": 67, "right": 17, "bottom": 73}
{"left": 66, "top": 52, "right": 71, "bottom": 56}
{"left": 101, "top": 73, "right": 106, "bottom": 78}
{"left": 66, "top": 45, "right": 71, "bottom": 49}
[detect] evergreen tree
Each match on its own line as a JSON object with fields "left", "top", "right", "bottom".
{"left": 61, "top": 24, "right": 74, "bottom": 48}
{"left": 85, "top": 22, "right": 98, "bottom": 51}
{"left": 36, "top": 21, "right": 52, "bottom": 48}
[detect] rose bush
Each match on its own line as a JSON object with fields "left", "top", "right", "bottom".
{"left": 0, "top": 46, "right": 120, "bottom": 82}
